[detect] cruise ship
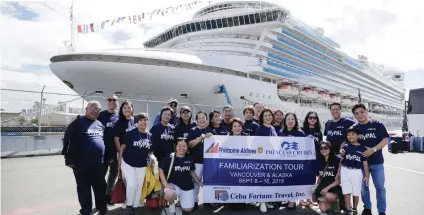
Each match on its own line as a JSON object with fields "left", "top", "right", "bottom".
{"left": 49, "top": 1, "right": 405, "bottom": 130}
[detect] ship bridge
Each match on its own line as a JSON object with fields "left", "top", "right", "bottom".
{"left": 192, "top": 1, "right": 282, "bottom": 19}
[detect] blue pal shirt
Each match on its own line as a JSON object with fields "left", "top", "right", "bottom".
{"left": 114, "top": 118, "right": 136, "bottom": 145}
{"left": 98, "top": 110, "right": 119, "bottom": 157}
{"left": 220, "top": 119, "right": 231, "bottom": 132}
{"left": 317, "top": 157, "right": 341, "bottom": 184}
{"left": 341, "top": 144, "right": 367, "bottom": 169}
{"left": 279, "top": 129, "right": 305, "bottom": 137}
{"left": 242, "top": 120, "right": 260, "bottom": 136}
{"left": 254, "top": 125, "right": 278, "bottom": 136}
{"left": 150, "top": 123, "right": 175, "bottom": 161}
{"left": 187, "top": 126, "right": 216, "bottom": 164}
{"left": 160, "top": 154, "right": 196, "bottom": 191}
{"left": 212, "top": 125, "right": 229, "bottom": 135}
{"left": 122, "top": 129, "right": 152, "bottom": 168}
{"left": 174, "top": 121, "right": 197, "bottom": 139}
{"left": 324, "top": 118, "right": 355, "bottom": 154}
{"left": 78, "top": 116, "right": 105, "bottom": 167}
{"left": 353, "top": 121, "right": 389, "bottom": 164}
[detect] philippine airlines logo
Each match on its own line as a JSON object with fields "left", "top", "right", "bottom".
{"left": 215, "top": 190, "right": 229, "bottom": 201}
{"left": 281, "top": 141, "right": 299, "bottom": 150}
{"left": 205, "top": 142, "right": 220, "bottom": 153}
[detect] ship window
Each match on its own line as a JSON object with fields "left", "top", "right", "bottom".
{"left": 227, "top": 17, "right": 234, "bottom": 27}
{"left": 181, "top": 25, "right": 187, "bottom": 34}
{"left": 273, "top": 11, "right": 280, "bottom": 20}
{"left": 239, "top": 15, "right": 245, "bottom": 25}
{"left": 233, "top": 16, "right": 240, "bottom": 26}
{"left": 244, "top": 15, "right": 250, "bottom": 24}
{"left": 217, "top": 19, "right": 223, "bottom": 28}
{"left": 194, "top": 22, "right": 201, "bottom": 31}
{"left": 249, "top": 14, "right": 255, "bottom": 24}
{"left": 211, "top": 19, "right": 217, "bottom": 29}
{"left": 200, "top": 21, "right": 206, "bottom": 30}
{"left": 186, "top": 24, "right": 192, "bottom": 33}
{"left": 206, "top": 20, "right": 212, "bottom": 29}
{"left": 266, "top": 11, "right": 273, "bottom": 21}
{"left": 222, "top": 18, "right": 228, "bottom": 27}
{"left": 260, "top": 11, "right": 267, "bottom": 22}
{"left": 254, "top": 13, "right": 261, "bottom": 23}
{"left": 190, "top": 23, "right": 196, "bottom": 32}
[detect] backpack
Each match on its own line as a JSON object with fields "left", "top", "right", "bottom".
{"left": 61, "top": 115, "right": 81, "bottom": 155}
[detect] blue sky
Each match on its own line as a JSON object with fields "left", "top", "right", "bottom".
{"left": 1, "top": 0, "right": 423, "bottom": 112}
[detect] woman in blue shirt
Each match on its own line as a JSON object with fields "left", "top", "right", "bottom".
{"left": 242, "top": 105, "right": 259, "bottom": 136}
{"left": 209, "top": 110, "right": 229, "bottom": 135}
{"left": 272, "top": 109, "right": 284, "bottom": 132}
{"left": 253, "top": 108, "right": 277, "bottom": 212}
{"left": 114, "top": 101, "right": 136, "bottom": 164}
{"left": 314, "top": 141, "right": 342, "bottom": 213}
{"left": 173, "top": 106, "right": 196, "bottom": 139}
{"left": 150, "top": 106, "right": 175, "bottom": 163}
{"left": 118, "top": 113, "right": 152, "bottom": 215}
{"left": 160, "top": 138, "right": 202, "bottom": 214}
{"left": 187, "top": 111, "right": 216, "bottom": 209}
{"left": 280, "top": 112, "right": 305, "bottom": 137}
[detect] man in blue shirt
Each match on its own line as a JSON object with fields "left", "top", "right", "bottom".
{"left": 153, "top": 98, "right": 179, "bottom": 126}
{"left": 324, "top": 102, "right": 355, "bottom": 158}
{"left": 351, "top": 104, "right": 389, "bottom": 215}
{"left": 63, "top": 101, "right": 108, "bottom": 215}
{"left": 97, "top": 95, "right": 119, "bottom": 205}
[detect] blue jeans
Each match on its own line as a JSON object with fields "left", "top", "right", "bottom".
{"left": 362, "top": 164, "right": 386, "bottom": 213}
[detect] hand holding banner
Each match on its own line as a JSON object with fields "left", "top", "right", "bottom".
{"left": 202, "top": 135, "right": 317, "bottom": 203}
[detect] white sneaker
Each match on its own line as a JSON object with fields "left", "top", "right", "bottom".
{"left": 169, "top": 203, "right": 176, "bottom": 214}
{"left": 121, "top": 203, "right": 126, "bottom": 209}
{"left": 266, "top": 203, "right": 274, "bottom": 209}
{"left": 260, "top": 203, "right": 267, "bottom": 212}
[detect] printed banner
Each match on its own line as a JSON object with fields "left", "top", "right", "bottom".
{"left": 203, "top": 136, "right": 317, "bottom": 203}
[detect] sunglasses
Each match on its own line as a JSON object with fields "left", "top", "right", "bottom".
{"left": 320, "top": 146, "right": 330, "bottom": 150}
{"left": 308, "top": 116, "right": 317, "bottom": 120}
{"left": 107, "top": 98, "right": 117, "bottom": 102}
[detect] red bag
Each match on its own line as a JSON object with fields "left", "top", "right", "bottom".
{"left": 112, "top": 171, "right": 126, "bottom": 204}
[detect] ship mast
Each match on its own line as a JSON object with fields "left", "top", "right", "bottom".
{"left": 64, "top": 0, "right": 75, "bottom": 53}
{"left": 70, "top": 0, "right": 75, "bottom": 52}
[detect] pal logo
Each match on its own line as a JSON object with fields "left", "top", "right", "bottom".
{"left": 215, "top": 190, "right": 229, "bottom": 201}
{"left": 205, "top": 142, "right": 220, "bottom": 153}
{"left": 281, "top": 141, "right": 299, "bottom": 150}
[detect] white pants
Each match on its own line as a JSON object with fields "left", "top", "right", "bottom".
{"left": 193, "top": 163, "right": 203, "bottom": 202}
{"left": 341, "top": 166, "right": 363, "bottom": 196}
{"left": 165, "top": 184, "right": 195, "bottom": 209}
{"left": 121, "top": 160, "right": 146, "bottom": 207}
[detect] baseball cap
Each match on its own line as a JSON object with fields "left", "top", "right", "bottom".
{"left": 168, "top": 98, "right": 178, "bottom": 104}
{"left": 180, "top": 106, "right": 191, "bottom": 113}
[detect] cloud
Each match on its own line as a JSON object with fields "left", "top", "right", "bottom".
{"left": 1, "top": 0, "right": 424, "bottom": 112}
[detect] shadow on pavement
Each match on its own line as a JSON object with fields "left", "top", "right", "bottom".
{"left": 104, "top": 204, "right": 321, "bottom": 215}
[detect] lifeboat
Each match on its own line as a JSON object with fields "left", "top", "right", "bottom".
{"left": 317, "top": 91, "right": 331, "bottom": 102}
{"left": 277, "top": 83, "right": 299, "bottom": 97}
{"left": 329, "top": 93, "right": 341, "bottom": 103}
{"left": 300, "top": 87, "right": 318, "bottom": 100}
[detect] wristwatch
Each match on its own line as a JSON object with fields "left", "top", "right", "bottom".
{"left": 372, "top": 147, "right": 377, "bottom": 152}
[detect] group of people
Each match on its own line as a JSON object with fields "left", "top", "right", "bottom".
{"left": 62, "top": 95, "right": 389, "bottom": 215}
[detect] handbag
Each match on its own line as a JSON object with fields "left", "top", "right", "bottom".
{"left": 159, "top": 153, "right": 175, "bottom": 207}
{"left": 111, "top": 170, "right": 126, "bottom": 204}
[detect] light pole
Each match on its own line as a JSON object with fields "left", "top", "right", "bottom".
{"left": 38, "top": 85, "right": 46, "bottom": 136}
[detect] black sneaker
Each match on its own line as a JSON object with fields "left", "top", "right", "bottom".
{"left": 193, "top": 202, "right": 199, "bottom": 211}
{"left": 105, "top": 195, "right": 114, "bottom": 206}
{"left": 352, "top": 208, "right": 358, "bottom": 214}
{"left": 378, "top": 213, "right": 386, "bottom": 215}
{"left": 124, "top": 206, "right": 134, "bottom": 215}
{"left": 98, "top": 209, "right": 108, "bottom": 215}
{"left": 362, "top": 208, "right": 372, "bottom": 215}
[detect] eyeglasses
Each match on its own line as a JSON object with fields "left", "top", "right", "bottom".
{"left": 308, "top": 116, "right": 317, "bottom": 120}
{"left": 107, "top": 98, "right": 117, "bottom": 102}
{"left": 320, "top": 146, "right": 329, "bottom": 150}
{"left": 169, "top": 103, "right": 178, "bottom": 107}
